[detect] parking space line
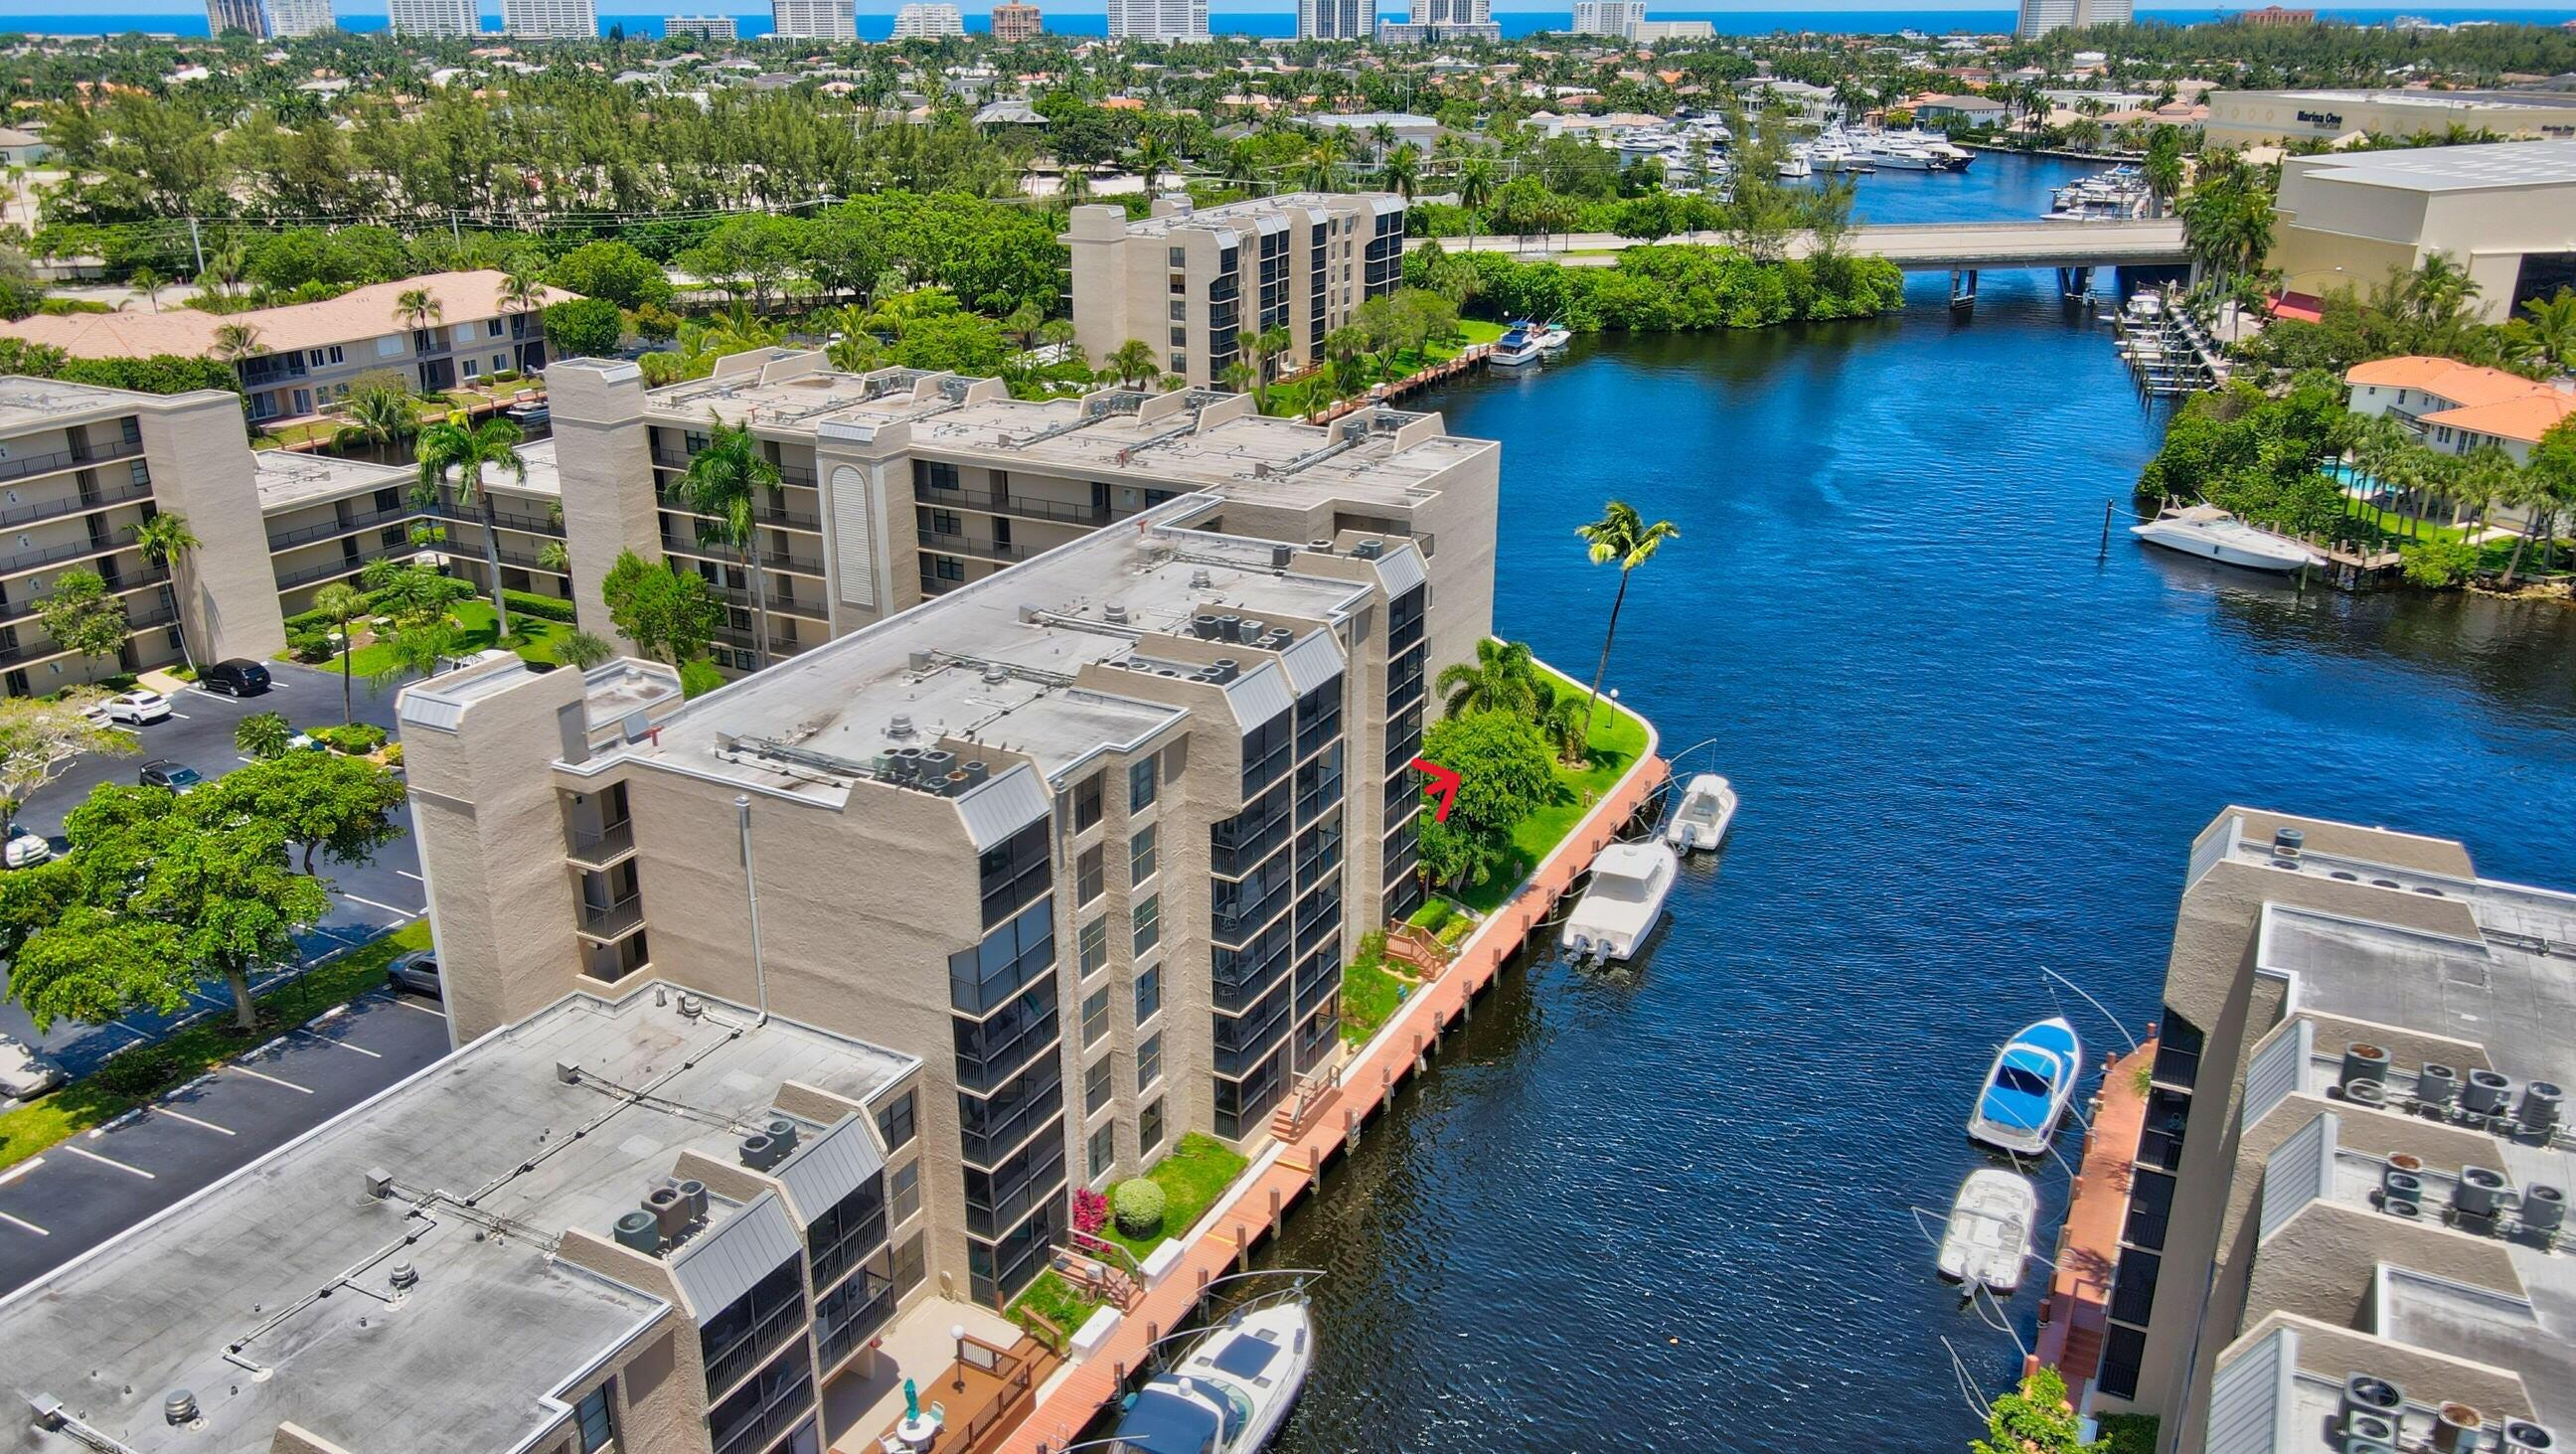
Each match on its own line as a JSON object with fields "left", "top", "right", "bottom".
{"left": 340, "top": 893, "right": 421, "bottom": 917}
{"left": 184, "top": 990, "right": 231, "bottom": 1012}
{"left": 226, "top": 1062, "right": 313, "bottom": 1094}
{"left": 97, "top": 1021, "right": 152, "bottom": 1043}
{"left": 397, "top": 871, "right": 424, "bottom": 884}
{"left": 154, "top": 1106, "right": 237, "bottom": 1136}
{"left": 0, "top": 1210, "right": 47, "bottom": 1236}
{"left": 293, "top": 1027, "right": 383, "bottom": 1058}
{"left": 0, "top": 1157, "right": 44, "bottom": 1188}
{"left": 388, "top": 997, "right": 447, "bottom": 1018}
{"left": 62, "top": 1145, "right": 155, "bottom": 1180}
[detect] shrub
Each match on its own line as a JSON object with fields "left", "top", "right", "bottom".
{"left": 1110, "top": 1178, "right": 1166, "bottom": 1238}
{"left": 286, "top": 629, "right": 334, "bottom": 663}
{"left": 1071, "top": 1186, "right": 1109, "bottom": 1236}
{"left": 236, "top": 711, "right": 294, "bottom": 759}
{"left": 315, "top": 723, "right": 388, "bottom": 754}
{"left": 680, "top": 658, "right": 725, "bottom": 699}
{"left": 503, "top": 588, "right": 578, "bottom": 624}
{"left": 2401, "top": 538, "right": 2479, "bottom": 589}
{"left": 92, "top": 1046, "right": 179, "bottom": 1098}
{"left": 382, "top": 742, "right": 404, "bottom": 768}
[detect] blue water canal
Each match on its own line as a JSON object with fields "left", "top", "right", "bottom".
{"left": 1259, "top": 155, "right": 2576, "bottom": 1452}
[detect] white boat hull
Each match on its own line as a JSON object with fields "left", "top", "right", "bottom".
{"left": 1124, "top": 1300, "right": 1315, "bottom": 1454}
{"left": 1665, "top": 772, "right": 1737, "bottom": 852}
{"left": 1565, "top": 841, "right": 1679, "bottom": 961}
{"left": 1938, "top": 1169, "right": 2038, "bottom": 1292}
{"left": 1967, "top": 1016, "right": 2083, "bottom": 1157}
{"left": 2130, "top": 520, "right": 2319, "bottom": 573}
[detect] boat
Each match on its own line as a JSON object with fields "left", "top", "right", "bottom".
{"left": 1488, "top": 324, "right": 1543, "bottom": 369}
{"left": 1664, "top": 772, "right": 1737, "bottom": 852}
{"left": 1563, "top": 840, "right": 1678, "bottom": 962}
{"left": 1968, "top": 1017, "right": 2084, "bottom": 1156}
{"left": 2130, "top": 503, "right": 2325, "bottom": 574}
{"left": 1534, "top": 320, "right": 1572, "bottom": 355}
{"left": 1109, "top": 1294, "right": 1315, "bottom": 1454}
{"left": 1938, "top": 1169, "right": 2039, "bottom": 1292}
{"left": 1896, "top": 127, "right": 1975, "bottom": 170}
{"left": 1775, "top": 151, "right": 1813, "bottom": 180}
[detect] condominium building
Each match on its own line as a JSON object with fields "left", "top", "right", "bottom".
{"left": 0, "top": 977, "right": 977, "bottom": 1454}
{"left": 988, "top": 0, "right": 1042, "bottom": 41}
{"left": 1297, "top": 0, "right": 1368, "bottom": 41}
{"left": 402, "top": 349, "right": 1497, "bottom": 1312}
{"left": 891, "top": 1, "right": 965, "bottom": 37}
{"left": 386, "top": 0, "right": 481, "bottom": 35}
{"left": 2016, "top": 0, "right": 2128, "bottom": 39}
{"left": 1375, "top": 0, "right": 1500, "bottom": 44}
{"left": 1104, "top": 0, "right": 1207, "bottom": 42}
{"left": 502, "top": 0, "right": 598, "bottom": 38}
{"left": 0, "top": 271, "right": 570, "bottom": 429}
{"left": 1063, "top": 193, "right": 1407, "bottom": 392}
{"left": 206, "top": 0, "right": 336, "bottom": 37}
{"left": 1569, "top": 0, "right": 1645, "bottom": 38}
{"left": 667, "top": 11, "right": 737, "bottom": 38}
{"left": 769, "top": 0, "right": 855, "bottom": 39}
{"left": 2086, "top": 808, "right": 2573, "bottom": 1454}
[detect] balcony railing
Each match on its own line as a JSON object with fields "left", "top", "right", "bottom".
{"left": 575, "top": 893, "right": 647, "bottom": 941}
{"left": 919, "top": 482, "right": 1109, "bottom": 527}
{"left": 0, "top": 566, "right": 169, "bottom": 628}
{"left": 564, "top": 820, "right": 635, "bottom": 869}
{"left": 670, "top": 498, "right": 822, "bottom": 532}
{"left": 660, "top": 533, "right": 824, "bottom": 576}
{"left": 0, "top": 475, "right": 153, "bottom": 530}
{"left": 0, "top": 437, "right": 144, "bottom": 485}
{"left": 275, "top": 541, "right": 417, "bottom": 590}
{"left": 920, "top": 532, "right": 1031, "bottom": 564}
{"left": 268, "top": 503, "right": 416, "bottom": 553}
{"left": 0, "top": 533, "right": 133, "bottom": 580}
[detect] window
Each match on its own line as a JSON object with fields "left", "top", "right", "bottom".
{"left": 1130, "top": 825, "right": 1158, "bottom": 886}
{"left": 948, "top": 901, "right": 1056, "bottom": 1017}
{"left": 927, "top": 508, "right": 960, "bottom": 537}
{"left": 913, "top": 460, "right": 960, "bottom": 494}
{"left": 977, "top": 821, "right": 1052, "bottom": 929}
{"left": 1130, "top": 753, "right": 1158, "bottom": 811}
{"left": 488, "top": 317, "right": 506, "bottom": 337}
{"left": 1077, "top": 845, "right": 1104, "bottom": 906}
{"left": 329, "top": 344, "right": 344, "bottom": 364}
{"left": 1082, "top": 986, "right": 1110, "bottom": 1048}
{"left": 1170, "top": 326, "right": 1188, "bottom": 347}
{"left": 462, "top": 358, "right": 481, "bottom": 379}
{"left": 1133, "top": 893, "right": 1161, "bottom": 956}
{"left": 575, "top": 1383, "right": 615, "bottom": 1453}
{"left": 1139, "top": 1097, "right": 1166, "bottom": 1154}
{"left": 806, "top": 1174, "right": 889, "bottom": 1295}
{"left": 1072, "top": 772, "right": 1103, "bottom": 831}
{"left": 892, "top": 1231, "right": 926, "bottom": 1295}
{"left": 699, "top": 1257, "right": 807, "bottom": 1397}
{"left": 890, "top": 1159, "right": 921, "bottom": 1224}
{"left": 1078, "top": 915, "right": 1108, "bottom": 977}
{"left": 877, "top": 1091, "right": 917, "bottom": 1152}
{"left": 1134, "top": 964, "right": 1162, "bottom": 1023}
{"left": 1085, "top": 1053, "right": 1113, "bottom": 1114}
{"left": 708, "top": 1344, "right": 813, "bottom": 1454}
{"left": 1168, "top": 299, "right": 1188, "bottom": 321}
{"left": 1170, "top": 353, "right": 1187, "bottom": 373}
{"left": 1136, "top": 1032, "right": 1162, "bottom": 1091}
{"left": 1169, "top": 245, "right": 1187, "bottom": 267}
{"left": 933, "top": 555, "right": 965, "bottom": 581}
{"left": 1088, "top": 1121, "right": 1115, "bottom": 1182}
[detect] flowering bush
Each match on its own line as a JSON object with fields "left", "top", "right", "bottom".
{"left": 1072, "top": 1187, "right": 1109, "bottom": 1236}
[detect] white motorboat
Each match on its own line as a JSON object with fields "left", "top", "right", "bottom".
{"left": 1899, "top": 128, "right": 1974, "bottom": 169}
{"left": 1664, "top": 772, "right": 1737, "bottom": 852}
{"left": 1775, "top": 152, "right": 1813, "bottom": 180}
{"left": 1968, "top": 1016, "right": 2084, "bottom": 1157}
{"left": 1563, "top": 840, "right": 1678, "bottom": 962}
{"left": 1534, "top": 320, "right": 1572, "bottom": 355}
{"left": 1938, "top": 1168, "right": 2039, "bottom": 1292}
{"left": 1110, "top": 1296, "right": 1315, "bottom": 1454}
{"left": 1488, "top": 324, "right": 1543, "bottom": 369}
{"left": 2130, "top": 503, "right": 2324, "bottom": 574}
{"left": 1860, "top": 133, "right": 1939, "bottom": 171}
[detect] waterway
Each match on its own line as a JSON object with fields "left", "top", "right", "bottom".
{"left": 1258, "top": 157, "right": 2576, "bottom": 1453}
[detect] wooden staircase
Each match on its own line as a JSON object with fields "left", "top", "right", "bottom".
{"left": 1383, "top": 922, "right": 1451, "bottom": 978}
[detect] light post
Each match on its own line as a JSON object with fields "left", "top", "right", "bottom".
{"left": 950, "top": 1324, "right": 967, "bottom": 1391}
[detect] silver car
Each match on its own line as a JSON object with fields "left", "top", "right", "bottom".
{"left": 0, "top": 1033, "right": 66, "bottom": 1101}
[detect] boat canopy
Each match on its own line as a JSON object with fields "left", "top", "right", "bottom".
{"left": 1979, "top": 1021, "right": 2078, "bottom": 1132}
{"left": 1111, "top": 1386, "right": 1222, "bottom": 1454}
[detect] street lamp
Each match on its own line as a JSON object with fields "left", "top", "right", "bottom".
{"left": 950, "top": 1324, "right": 967, "bottom": 1391}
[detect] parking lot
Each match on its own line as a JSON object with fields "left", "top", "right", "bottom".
{"left": 2, "top": 663, "right": 428, "bottom": 1077}
{"left": 0, "top": 987, "right": 452, "bottom": 1296}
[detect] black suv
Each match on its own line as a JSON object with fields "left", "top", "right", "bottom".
{"left": 202, "top": 659, "right": 272, "bottom": 696}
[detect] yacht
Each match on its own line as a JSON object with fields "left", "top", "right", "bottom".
{"left": 1968, "top": 1017, "right": 2084, "bottom": 1157}
{"left": 1534, "top": 320, "right": 1573, "bottom": 355}
{"left": 1899, "top": 128, "right": 1974, "bottom": 170}
{"left": 1775, "top": 151, "right": 1813, "bottom": 180}
{"left": 1861, "top": 133, "right": 1940, "bottom": 171}
{"left": 1563, "top": 840, "right": 1679, "bottom": 962}
{"left": 1938, "top": 1169, "right": 2039, "bottom": 1292}
{"left": 2130, "top": 503, "right": 2325, "bottom": 574}
{"left": 1664, "top": 772, "right": 1737, "bottom": 852}
{"left": 1488, "top": 324, "right": 1543, "bottom": 369}
{"left": 1109, "top": 1295, "right": 1315, "bottom": 1454}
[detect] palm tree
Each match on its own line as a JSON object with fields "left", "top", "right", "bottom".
{"left": 128, "top": 511, "right": 201, "bottom": 672}
{"left": 1573, "top": 501, "right": 1679, "bottom": 745}
{"left": 310, "top": 581, "right": 369, "bottom": 723}
{"left": 1132, "top": 132, "right": 1177, "bottom": 194}
{"left": 1220, "top": 359, "right": 1255, "bottom": 399}
{"left": 129, "top": 266, "right": 164, "bottom": 313}
{"left": 2520, "top": 289, "right": 2576, "bottom": 373}
{"left": 1456, "top": 155, "right": 1498, "bottom": 257}
{"left": 674, "top": 416, "right": 782, "bottom": 669}
{"left": 2449, "top": 443, "right": 2516, "bottom": 541}
{"left": 1434, "top": 637, "right": 1538, "bottom": 719}
{"left": 211, "top": 321, "right": 264, "bottom": 372}
{"left": 1246, "top": 324, "right": 1292, "bottom": 405}
{"left": 537, "top": 540, "right": 571, "bottom": 574}
{"left": 395, "top": 286, "right": 443, "bottom": 339}
{"left": 1301, "top": 132, "right": 1346, "bottom": 193}
{"left": 498, "top": 263, "right": 547, "bottom": 368}
{"left": 2404, "top": 252, "right": 2480, "bottom": 332}
{"left": 334, "top": 384, "right": 417, "bottom": 462}
{"left": 1380, "top": 142, "right": 1422, "bottom": 200}
{"left": 1106, "top": 338, "right": 1158, "bottom": 389}
{"left": 413, "top": 416, "right": 527, "bottom": 635}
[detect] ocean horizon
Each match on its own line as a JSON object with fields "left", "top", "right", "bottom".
{"left": 18, "top": 4, "right": 2576, "bottom": 38}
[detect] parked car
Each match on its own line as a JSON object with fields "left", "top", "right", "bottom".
{"left": 0, "top": 1033, "right": 65, "bottom": 1101}
{"left": 138, "top": 759, "right": 205, "bottom": 793}
{"left": 386, "top": 951, "right": 441, "bottom": 999}
{"left": 76, "top": 697, "right": 111, "bottom": 728}
{"left": 3, "top": 823, "right": 51, "bottom": 869}
{"left": 101, "top": 690, "right": 172, "bottom": 726}
{"left": 201, "top": 659, "right": 272, "bottom": 696}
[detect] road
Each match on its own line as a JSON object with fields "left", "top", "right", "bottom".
{"left": 0, "top": 663, "right": 429, "bottom": 1078}
{"left": 1408, "top": 218, "right": 2191, "bottom": 270}
{"left": 0, "top": 987, "right": 451, "bottom": 1296}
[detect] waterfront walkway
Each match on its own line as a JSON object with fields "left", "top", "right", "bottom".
{"left": 1409, "top": 219, "right": 2188, "bottom": 272}
{"left": 2034, "top": 1035, "right": 2157, "bottom": 1401}
{"left": 988, "top": 708, "right": 1672, "bottom": 1454}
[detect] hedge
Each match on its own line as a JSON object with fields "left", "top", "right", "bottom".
{"left": 1111, "top": 1179, "right": 1167, "bottom": 1237}
{"left": 503, "top": 589, "right": 577, "bottom": 624}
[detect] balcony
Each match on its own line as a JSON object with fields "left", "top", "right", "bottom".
{"left": 267, "top": 503, "right": 417, "bottom": 553}
{"left": 660, "top": 533, "right": 824, "bottom": 577}
{"left": 669, "top": 498, "right": 823, "bottom": 533}
{"left": 489, "top": 543, "right": 567, "bottom": 573}
{"left": 698, "top": 578, "right": 831, "bottom": 622}
{"left": 275, "top": 541, "right": 418, "bottom": 590}
{"left": 574, "top": 893, "right": 647, "bottom": 943}
{"left": 917, "top": 482, "right": 1109, "bottom": 528}
{"left": 0, "top": 437, "right": 144, "bottom": 486}
{"left": 0, "top": 532, "right": 137, "bottom": 581}
{"left": 712, "top": 624, "right": 809, "bottom": 659}
{"left": 919, "top": 532, "right": 1031, "bottom": 565}
{"left": 0, "top": 566, "right": 168, "bottom": 628}
{"left": 435, "top": 503, "right": 564, "bottom": 539}
{"left": 0, "top": 474, "right": 153, "bottom": 530}
{"left": 564, "top": 819, "right": 636, "bottom": 871}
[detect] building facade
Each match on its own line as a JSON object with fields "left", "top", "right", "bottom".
{"left": 1374, "top": 0, "right": 1501, "bottom": 45}
{"left": 2268, "top": 140, "right": 2576, "bottom": 321}
{"left": 386, "top": 0, "right": 480, "bottom": 35}
{"left": 206, "top": 0, "right": 336, "bottom": 36}
{"left": 1569, "top": 0, "right": 1645, "bottom": 38}
{"left": 770, "top": 0, "right": 856, "bottom": 39}
{"left": 2085, "top": 809, "right": 2574, "bottom": 1454}
{"left": 667, "top": 11, "right": 737, "bottom": 38}
{"left": 2207, "top": 88, "right": 2576, "bottom": 148}
{"left": 405, "top": 351, "right": 1498, "bottom": 1315}
{"left": 1297, "top": 0, "right": 1368, "bottom": 40}
{"left": 2016, "top": 0, "right": 2127, "bottom": 40}
{"left": 1063, "top": 193, "right": 1407, "bottom": 391}
{"left": 1104, "top": 0, "right": 1208, "bottom": 41}
{"left": 988, "top": 0, "right": 1042, "bottom": 40}
{"left": 891, "top": 2, "right": 965, "bottom": 37}
{"left": 501, "top": 0, "right": 598, "bottom": 38}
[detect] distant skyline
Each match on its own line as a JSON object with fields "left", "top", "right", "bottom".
{"left": 31, "top": 0, "right": 2576, "bottom": 14}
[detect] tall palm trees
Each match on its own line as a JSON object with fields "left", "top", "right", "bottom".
{"left": 1574, "top": 501, "right": 1679, "bottom": 744}
{"left": 414, "top": 416, "right": 528, "bottom": 636}
{"left": 1132, "top": 132, "right": 1177, "bottom": 195}
{"left": 1435, "top": 637, "right": 1538, "bottom": 719}
{"left": 2178, "top": 154, "right": 2272, "bottom": 295}
{"left": 334, "top": 383, "right": 417, "bottom": 463}
{"left": 1456, "top": 155, "right": 1498, "bottom": 257}
{"left": 673, "top": 416, "right": 783, "bottom": 670}
{"left": 128, "top": 511, "right": 200, "bottom": 672}
{"left": 1106, "top": 338, "right": 1158, "bottom": 390}
{"left": 1380, "top": 143, "right": 1421, "bottom": 200}
{"left": 396, "top": 286, "right": 443, "bottom": 341}
{"left": 498, "top": 263, "right": 547, "bottom": 369}
{"left": 2520, "top": 288, "right": 2576, "bottom": 373}
{"left": 310, "top": 581, "right": 368, "bottom": 723}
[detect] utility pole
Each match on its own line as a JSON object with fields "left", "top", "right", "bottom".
{"left": 187, "top": 216, "right": 205, "bottom": 276}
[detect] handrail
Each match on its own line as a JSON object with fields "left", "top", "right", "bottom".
{"left": 0, "top": 474, "right": 152, "bottom": 528}
{"left": 0, "top": 437, "right": 144, "bottom": 485}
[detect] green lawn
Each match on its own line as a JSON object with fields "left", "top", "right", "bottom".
{"left": 332, "top": 598, "right": 577, "bottom": 679}
{"left": 1100, "top": 1132, "right": 1250, "bottom": 1259}
{"left": 0, "top": 919, "right": 433, "bottom": 1170}
{"left": 1261, "top": 324, "right": 1510, "bottom": 418}
{"left": 1454, "top": 663, "right": 1652, "bottom": 916}
{"left": 1339, "top": 931, "right": 1407, "bottom": 1048}
{"left": 1006, "top": 1268, "right": 1106, "bottom": 1347}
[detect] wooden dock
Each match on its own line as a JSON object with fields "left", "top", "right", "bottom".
{"left": 1306, "top": 344, "right": 1493, "bottom": 425}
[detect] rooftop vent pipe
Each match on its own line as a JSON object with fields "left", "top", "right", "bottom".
{"left": 164, "top": 1391, "right": 198, "bottom": 1427}
{"left": 983, "top": 664, "right": 1008, "bottom": 685}
{"left": 1191, "top": 568, "right": 1213, "bottom": 588}
{"left": 389, "top": 1262, "right": 418, "bottom": 1292}
{"left": 888, "top": 714, "right": 916, "bottom": 738}
{"left": 1104, "top": 604, "right": 1130, "bottom": 626}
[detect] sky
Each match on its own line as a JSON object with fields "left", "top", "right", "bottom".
{"left": 30, "top": 0, "right": 2576, "bottom": 21}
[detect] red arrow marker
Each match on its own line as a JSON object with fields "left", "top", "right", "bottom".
{"left": 1411, "top": 757, "right": 1461, "bottom": 823}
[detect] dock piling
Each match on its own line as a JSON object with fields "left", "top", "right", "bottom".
{"left": 2099, "top": 500, "right": 2113, "bottom": 561}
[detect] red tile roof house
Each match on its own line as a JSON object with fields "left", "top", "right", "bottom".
{"left": 0, "top": 269, "right": 575, "bottom": 429}
{"left": 2345, "top": 355, "right": 2576, "bottom": 531}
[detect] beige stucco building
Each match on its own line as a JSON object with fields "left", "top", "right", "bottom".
{"left": 2091, "top": 808, "right": 2572, "bottom": 1454}
{"left": 2206, "top": 89, "right": 2576, "bottom": 149}
{"left": 1062, "top": 193, "right": 1407, "bottom": 391}
{"left": 2268, "top": 141, "right": 2576, "bottom": 324}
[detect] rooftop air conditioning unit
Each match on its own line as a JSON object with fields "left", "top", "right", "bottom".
{"left": 2342, "top": 1375, "right": 2404, "bottom": 1429}
{"left": 2454, "top": 1166, "right": 2508, "bottom": 1220}
{"left": 613, "top": 1209, "right": 661, "bottom": 1254}
{"left": 2341, "top": 1043, "right": 2389, "bottom": 1089}
{"left": 2346, "top": 1079, "right": 2388, "bottom": 1110}
{"left": 2342, "top": 1410, "right": 2397, "bottom": 1447}
{"left": 2504, "top": 1418, "right": 2559, "bottom": 1453}
{"left": 646, "top": 1185, "right": 692, "bottom": 1243}
{"left": 2517, "top": 1081, "right": 2562, "bottom": 1137}
{"left": 2519, "top": 1184, "right": 2566, "bottom": 1237}
{"left": 2465, "top": 1069, "right": 2513, "bottom": 1117}
{"left": 2380, "top": 1168, "right": 2423, "bottom": 1212}
{"left": 2416, "top": 1063, "right": 2461, "bottom": 1110}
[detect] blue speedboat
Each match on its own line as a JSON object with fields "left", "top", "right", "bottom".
{"left": 1968, "top": 1016, "right": 2083, "bottom": 1156}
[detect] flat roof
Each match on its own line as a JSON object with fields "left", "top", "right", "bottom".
{"left": 2288, "top": 138, "right": 2576, "bottom": 192}
{"left": 0, "top": 376, "right": 167, "bottom": 436}
{"left": 2250, "top": 87, "right": 2576, "bottom": 112}
{"left": 253, "top": 448, "right": 413, "bottom": 514}
{"left": 1107, "top": 190, "right": 1404, "bottom": 240}
{"left": 0, "top": 986, "right": 911, "bottom": 1454}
